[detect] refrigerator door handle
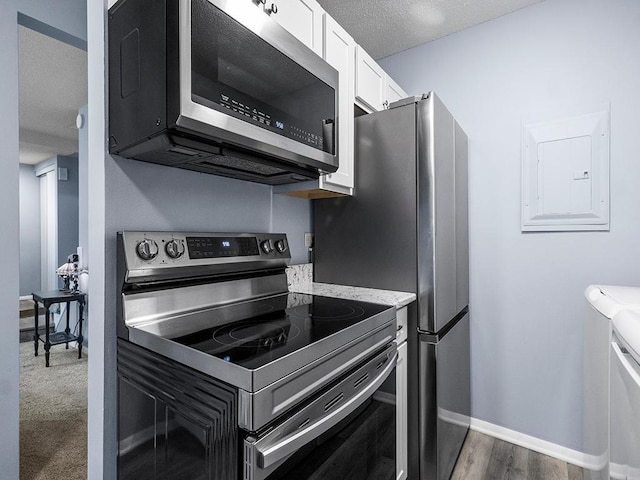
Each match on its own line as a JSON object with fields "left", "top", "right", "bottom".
{"left": 418, "top": 307, "right": 469, "bottom": 343}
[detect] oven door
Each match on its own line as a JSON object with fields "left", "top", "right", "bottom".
{"left": 243, "top": 343, "right": 397, "bottom": 480}
{"left": 178, "top": 0, "right": 338, "bottom": 173}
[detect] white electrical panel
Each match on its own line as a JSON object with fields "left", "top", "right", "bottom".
{"left": 521, "top": 104, "right": 610, "bottom": 232}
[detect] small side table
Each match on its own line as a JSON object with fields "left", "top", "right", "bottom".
{"left": 32, "top": 290, "right": 86, "bottom": 367}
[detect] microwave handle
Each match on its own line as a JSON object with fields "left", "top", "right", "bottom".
{"left": 322, "top": 119, "right": 335, "bottom": 155}
{"left": 256, "top": 350, "right": 397, "bottom": 469}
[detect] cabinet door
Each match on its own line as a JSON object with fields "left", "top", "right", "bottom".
{"left": 355, "top": 45, "right": 385, "bottom": 112}
{"left": 396, "top": 341, "right": 408, "bottom": 480}
{"left": 320, "top": 14, "right": 354, "bottom": 193}
{"left": 266, "top": 0, "right": 323, "bottom": 56}
{"left": 385, "top": 75, "right": 407, "bottom": 108}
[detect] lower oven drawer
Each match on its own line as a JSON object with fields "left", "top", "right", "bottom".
{"left": 243, "top": 343, "right": 397, "bottom": 480}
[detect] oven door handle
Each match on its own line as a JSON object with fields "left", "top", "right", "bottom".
{"left": 255, "top": 349, "right": 398, "bottom": 469}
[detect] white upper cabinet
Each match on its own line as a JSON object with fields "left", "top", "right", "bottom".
{"left": 259, "top": 0, "right": 324, "bottom": 56}
{"left": 385, "top": 75, "right": 407, "bottom": 107}
{"left": 273, "top": 12, "right": 355, "bottom": 198}
{"left": 268, "top": 2, "right": 407, "bottom": 197}
{"left": 355, "top": 45, "right": 408, "bottom": 113}
{"left": 319, "top": 14, "right": 355, "bottom": 194}
{"left": 355, "top": 46, "right": 386, "bottom": 112}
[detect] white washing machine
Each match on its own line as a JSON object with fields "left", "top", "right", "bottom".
{"left": 611, "top": 309, "right": 640, "bottom": 480}
{"left": 584, "top": 286, "right": 640, "bottom": 480}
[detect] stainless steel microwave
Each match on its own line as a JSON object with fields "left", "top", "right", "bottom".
{"left": 108, "top": 0, "right": 339, "bottom": 185}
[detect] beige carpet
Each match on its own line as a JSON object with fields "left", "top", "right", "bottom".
{"left": 20, "top": 342, "right": 87, "bottom": 479}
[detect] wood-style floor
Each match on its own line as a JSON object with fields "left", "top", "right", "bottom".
{"left": 451, "top": 430, "right": 584, "bottom": 480}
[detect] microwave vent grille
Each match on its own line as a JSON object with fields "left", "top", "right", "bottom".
{"left": 197, "top": 155, "right": 287, "bottom": 177}
{"left": 134, "top": 148, "right": 206, "bottom": 166}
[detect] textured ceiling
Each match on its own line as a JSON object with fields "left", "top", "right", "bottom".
{"left": 316, "top": 0, "right": 544, "bottom": 59}
{"left": 19, "top": 25, "right": 87, "bottom": 165}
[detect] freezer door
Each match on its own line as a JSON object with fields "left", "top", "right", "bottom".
{"left": 416, "top": 94, "right": 469, "bottom": 332}
{"left": 418, "top": 312, "right": 470, "bottom": 480}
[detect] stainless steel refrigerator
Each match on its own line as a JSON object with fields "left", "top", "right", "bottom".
{"left": 314, "top": 92, "right": 470, "bottom": 480}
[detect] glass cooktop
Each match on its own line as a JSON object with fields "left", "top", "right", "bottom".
{"left": 172, "top": 294, "right": 392, "bottom": 370}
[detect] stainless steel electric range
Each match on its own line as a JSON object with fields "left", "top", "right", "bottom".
{"left": 116, "top": 231, "right": 398, "bottom": 480}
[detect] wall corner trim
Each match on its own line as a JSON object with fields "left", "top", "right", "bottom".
{"left": 470, "top": 417, "right": 589, "bottom": 469}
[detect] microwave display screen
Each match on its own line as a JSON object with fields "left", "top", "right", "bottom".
{"left": 191, "top": 0, "right": 335, "bottom": 154}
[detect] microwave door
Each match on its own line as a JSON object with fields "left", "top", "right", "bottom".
{"left": 177, "top": 0, "right": 338, "bottom": 173}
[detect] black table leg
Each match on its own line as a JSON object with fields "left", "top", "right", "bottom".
{"left": 77, "top": 300, "right": 84, "bottom": 359}
{"left": 65, "top": 300, "right": 71, "bottom": 349}
{"left": 33, "top": 300, "right": 39, "bottom": 357}
{"left": 44, "top": 306, "right": 51, "bottom": 368}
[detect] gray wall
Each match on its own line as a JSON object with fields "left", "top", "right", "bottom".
{"left": 0, "top": 0, "right": 85, "bottom": 477}
{"left": 19, "top": 164, "right": 41, "bottom": 296}
{"left": 77, "top": 104, "right": 89, "bottom": 348}
{"left": 56, "top": 155, "right": 79, "bottom": 289}
{"left": 106, "top": 157, "right": 311, "bottom": 263}
{"left": 78, "top": 105, "right": 88, "bottom": 277}
{"left": 380, "top": 0, "right": 640, "bottom": 451}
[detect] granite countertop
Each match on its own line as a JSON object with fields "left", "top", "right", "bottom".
{"left": 286, "top": 264, "right": 416, "bottom": 309}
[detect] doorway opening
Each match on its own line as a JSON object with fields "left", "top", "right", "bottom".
{"left": 18, "top": 18, "right": 88, "bottom": 479}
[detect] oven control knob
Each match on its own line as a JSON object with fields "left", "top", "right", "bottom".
{"left": 165, "top": 239, "right": 185, "bottom": 259}
{"left": 260, "top": 240, "right": 273, "bottom": 254}
{"left": 136, "top": 239, "right": 159, "bottom": 260}
{"left": 274, "top": 239, "right": 287, "bottom": 254}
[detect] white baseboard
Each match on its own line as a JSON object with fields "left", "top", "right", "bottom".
{"left": 610, "top": 462, "right": 627, "bottom": 480}
{"left": 470, "top": 417, "right": 588, "bottom": 469}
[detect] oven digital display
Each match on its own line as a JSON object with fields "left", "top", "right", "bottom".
{"left": 186, "top": 236, "right": 259, "bottom": 259}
